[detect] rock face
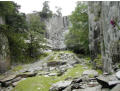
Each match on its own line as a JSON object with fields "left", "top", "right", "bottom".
{"left": 45, "top": 14, "right": 71, "bottom": 50}
{"left": 88, "top": 2, "right": 120, "bottom": 73}
{"left": 0, "top": 16, "right": 10, "bottom": 73}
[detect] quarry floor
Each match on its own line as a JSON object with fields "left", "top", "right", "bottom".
{"left": 0, "top": 51, "right": 103, "bottom": 91}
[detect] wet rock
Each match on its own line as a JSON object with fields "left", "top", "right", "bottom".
{"left": 50, "top": 81, "right": 72, "bottom": 91}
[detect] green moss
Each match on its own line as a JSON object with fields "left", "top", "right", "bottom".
{"left": 88, "top": 74, "right": 94, "bottom": 78}
{"left": 12, "top": 65, "right": 23, "bottom": 72}
{"left": 94, "top": 55, "right": 102, "bottom": 68}
{"left": 38, "top": 53, "right": 49, "bottom": 60}
{"left": 0, "top": 74, "right": 4, "bottom": 79}
{"left": 12, "top": 76, "right": 58, "bottom": 91}
{"left": 96, "top": 69, "right": 103, "bottom": 74}
{"left": 59, "top": 64, "right": 88, "bottom": 79}
{"left": 94, "top": 16, "right": 99, "bottom": 22}
{"left": 12, "top": 64, "right": 89, "bottom": 91}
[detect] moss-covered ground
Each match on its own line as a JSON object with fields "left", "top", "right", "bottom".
{"left": 12, "top": 64, "right": 88, "bottom": 91}
{"left": 12, "top": 51, "right": 102, "bottom": 91}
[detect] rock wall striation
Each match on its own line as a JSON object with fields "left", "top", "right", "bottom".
{"left": 45, "top": 14, "right": 71, "bottom": 50}
{"left": 88, "top": 1, "right": 120, "bottom": 73}
{"left": 0, "top": 16, "right": 10, "bottom": 73}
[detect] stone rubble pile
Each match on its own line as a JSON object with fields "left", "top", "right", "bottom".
{"left": 50, "top": 70, "right": 120, "bottom": 91}
{"left": 0, "top": 52, "right": 80, "bottom": 91}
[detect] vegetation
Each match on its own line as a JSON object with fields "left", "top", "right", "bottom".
{"left": 12, "top": 64, "right": 88, "bottom": 91}
{"left": 65, "top": 2, "right": 89, "bottom": 55}
{"left": 0, "top": 1, "right": 28, "bottom": 63}
{"left": 27, "top": 13, "right": 46, "bottom": 58}
{"left": 0, "top": 1, "right": 48, "bottom": 63}
{"left": 0, "top": 2, "right": 104, "bottom": 91}
{"left": 0, "top": 1, "right": 19, "bottom": 16}
{"left": 39, "top": 1, "right": 52, "bottom": 19}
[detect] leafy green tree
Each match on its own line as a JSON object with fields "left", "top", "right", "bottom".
{"left": 39, "top": 1, "right": 52, "bottom": 19}
{"left": 0, "top": 1, "right": 20, "bottom": 16}
{"left": 27, "top": 13, "right": 46, "bottom": 58}
{"left": 0, "top": 1, "right": 28, "bottom": 63}
{"left": 65, "top": 2, "right": 89, "bottom": 54}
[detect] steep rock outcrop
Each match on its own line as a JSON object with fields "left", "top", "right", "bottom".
{"left": 45, "top": 15, "right": 71, "bottom": 50}
{"left": 0, "top": 16, "right": 10, "bottom": 73}
{"left": 88, "top": 2, "right": 120, "bottom": 73}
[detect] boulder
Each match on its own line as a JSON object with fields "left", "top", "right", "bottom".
{"left": 82, "top": 70, "right": 98, "bottom": 77}
{"left": 50, "top": 81, "right": 72, "bottom": 91}
{"left": 116, "top": 71, "right": 120, "bottom": 79}
{"left": 111, "top": 84, "right": 120, "bottom": 91}
{"left": 96, "top": 76, "right": 120, "bottom": 88}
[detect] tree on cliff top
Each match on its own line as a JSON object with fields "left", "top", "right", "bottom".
{"left": 0, "top": 1, "right": 20, "bottom": 16}
{"left": 40, "top": 1, "right": 52, "bottom": 19}
{"left": 65, "top": 2, "right": 89, "bottom": 54}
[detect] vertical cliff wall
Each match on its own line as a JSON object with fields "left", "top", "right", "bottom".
{"left": 45, "top": 15, "right": 70, "bottom": 50}
{"left": 88, "top": 1, "right": 120, "bottom": 73}
{"left": 0, "top": 16, "right": 10, "bottom": 73}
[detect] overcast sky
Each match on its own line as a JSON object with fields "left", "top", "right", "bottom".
{"left": 15, "top": 0, "right": 77, "bottom": 16}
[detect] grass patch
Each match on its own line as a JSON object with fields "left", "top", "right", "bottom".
{"left": 96, "top": 69, "right": 103, "bottom": 74}
{"left": 59, "top": 64, "right": 88, "bottom": 79}
{"left": 12, "top": 65, "right": 23, "bottom": 72}
{"left": 12, "top": 76, "right": 58, "bottom": 91}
